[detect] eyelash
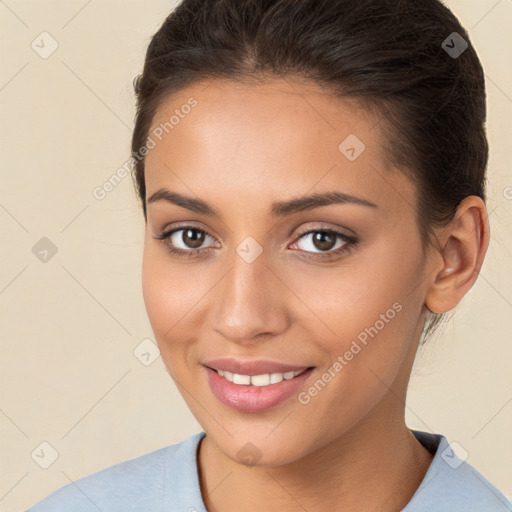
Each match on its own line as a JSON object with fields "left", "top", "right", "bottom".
{"left": 153, "top": 225, "right": 358, "bottom": 261}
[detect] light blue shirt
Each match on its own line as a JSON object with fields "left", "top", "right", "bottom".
{"left": 26, "top": 430, "right": 511, "bottom": 511}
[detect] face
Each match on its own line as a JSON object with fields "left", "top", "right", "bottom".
{"left": 142, "top": 77, "right": 432, "bottom": 466}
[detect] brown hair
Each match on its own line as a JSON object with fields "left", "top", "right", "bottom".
{"left": 131, "top": 0, "right": 488, "bottom": 340}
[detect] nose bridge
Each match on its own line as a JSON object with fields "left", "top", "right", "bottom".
{"left": 211, "top": 244, "right": 288, "bottom": 342}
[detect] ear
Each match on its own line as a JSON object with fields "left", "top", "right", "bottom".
{"left": 425, "top": 196, "right": 490, "bottom": 314}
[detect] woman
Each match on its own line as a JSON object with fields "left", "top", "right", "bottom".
{"left": 26, "top": 0, "right": 511, "bottom": 510}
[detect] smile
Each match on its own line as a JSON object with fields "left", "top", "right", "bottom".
{"left": 204, "top": 364, "right": 315, "bottom": 412}
{"left": 215, "top": 368, "right": 308, "bottom": 387}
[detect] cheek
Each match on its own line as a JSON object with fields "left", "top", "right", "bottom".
{"left": 290, "top": 271, "right": 410, "bottom": 388}
{"left": 141, "top": 242, "right": 213, "bottom": 367}
{"left": 287, "top": 247, "right": 420, "bottom": 342}
{"left": 288, "top": 246, "right": 423, "bottom": 397}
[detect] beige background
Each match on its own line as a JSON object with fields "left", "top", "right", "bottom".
{"left": 0, "top": 1, "right": 511, "bottom": 510}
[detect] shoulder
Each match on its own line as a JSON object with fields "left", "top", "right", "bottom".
{"left": 25, "top": 432, "right": 206, "bottom": 512}
{"left": 404, "top": 430, "right": 512, "bottom": 512}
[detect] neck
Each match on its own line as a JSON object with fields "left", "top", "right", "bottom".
{"left": 197, "top": 397, "right": 434, "bottom": 512}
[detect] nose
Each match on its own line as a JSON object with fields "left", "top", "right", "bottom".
{"left": 210, "top": 251, "right": 291, "bottom": 345}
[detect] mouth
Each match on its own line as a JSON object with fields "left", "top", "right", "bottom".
{"left": 202, "top": 359, "right": 315, "bottom": 412}
{"left": 208, "top": 366, "right": 311, "bottom": 387}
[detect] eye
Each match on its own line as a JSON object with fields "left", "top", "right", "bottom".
{"left": 154, "top": 225, "right": 358, "bottom": 261}
{"left": 154, "top": 226, "right": 218, "bottom": 258}
{"left": 289, "top": 227, "right": 357, "bottom": 260}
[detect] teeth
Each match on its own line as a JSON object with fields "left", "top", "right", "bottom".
{"left": 250, "top": 374, "right": 270, "bottom": 386}
{"left": 270, "top": 373, "right": 283, "bottom": 384}
{"left": 232, "top": 373, "right": 251, "bottom": 385}
{"left": 222, "top": 370, "right": 234, "bottom": 382}
{"left": 217, "top": 368, "right": 307, "bottom": 386}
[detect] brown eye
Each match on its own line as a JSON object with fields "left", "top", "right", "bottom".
{"left": 154, "top": 226, "right": 217, "bottom": 256}
{"left": 154, "top": 225, "right": 357, "bottom": 261}
{"left": 181, "top": 228, "right": 205, "bottom": 249}
{"left": 311, "top": 231, "right": 336, "bottom": 251}
{"left": 294, "top": 229, "right": 351, "bottom": 254}
{"left": 289, "top": 227, "right": 358, "bottom": 261}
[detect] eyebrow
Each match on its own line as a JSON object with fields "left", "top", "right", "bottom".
{"left": 147, "top": 188, "right": 378, "bottom": 217}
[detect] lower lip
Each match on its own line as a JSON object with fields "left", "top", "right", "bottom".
{"left": 204, "top": 366, "right": 314, "bottom": 413}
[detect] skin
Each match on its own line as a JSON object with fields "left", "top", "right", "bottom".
{"left": 141, "top": 77, "right": 489, "bottom": 511}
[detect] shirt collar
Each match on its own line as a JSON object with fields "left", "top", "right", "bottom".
{"left": 163, "top": 429, "right": 507, "bottom": 511}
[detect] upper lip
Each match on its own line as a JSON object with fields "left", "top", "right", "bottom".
{"left": 203, "top": 357, "right": 312, "bottom": 376}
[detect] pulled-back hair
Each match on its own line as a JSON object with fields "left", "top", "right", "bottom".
{"left": 131, "top": 0, "right": 488, "bottom": 340}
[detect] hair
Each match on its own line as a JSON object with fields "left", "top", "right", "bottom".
{"left": 131, "top": 0, "right": 488, "bottom": 342}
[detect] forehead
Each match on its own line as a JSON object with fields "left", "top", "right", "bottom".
{"left": 144, "top": 77, "right": 416, "bottom": 218}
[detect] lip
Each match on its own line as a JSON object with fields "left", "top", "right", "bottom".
{"left": 203, "top": 357, "right": 310, "bottom": 376}
{"left": 203, "top": 361, "right": 315, "bottom": 413}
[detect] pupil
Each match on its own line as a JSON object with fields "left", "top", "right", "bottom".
{"left": 181, "top": 230, "right": 336, "bottom": 251}
{"left": 313, "top": 231, "right": 335, "bottom": 251}
{"left": 184, "top": 229, "right": 204, "bottom": 248}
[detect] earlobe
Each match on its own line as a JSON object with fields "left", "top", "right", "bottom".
{"left": 425, "top": 196, "right": 490, "bottom": 314}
